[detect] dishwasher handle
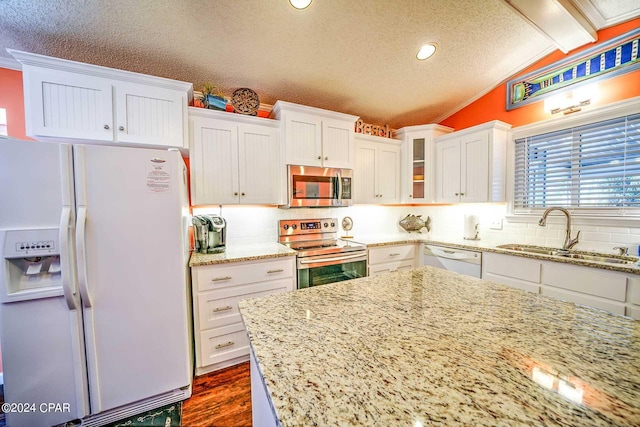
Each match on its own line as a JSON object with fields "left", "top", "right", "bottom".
{"left": 425, "top": 245, "right": 481, "bottom": 265}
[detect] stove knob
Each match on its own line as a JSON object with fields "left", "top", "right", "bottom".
{"left": 283, "top": 224, "right": 289, "bottom": 230}
{"left": 292, "top": 224, "right": 297, "bottom": 230}
{"left": 324, "top": 222, "right": 328, "bottom": 228}
{"left": 330, "top": 222, "right": 335, "bottom": 227}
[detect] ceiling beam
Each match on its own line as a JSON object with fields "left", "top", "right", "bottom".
{"left": 502, "top": 0, "right": 597, "bottom": 53}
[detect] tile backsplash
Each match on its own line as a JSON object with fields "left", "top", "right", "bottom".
{"left": 192, "top": 204, "right": 640, "bottom": 256}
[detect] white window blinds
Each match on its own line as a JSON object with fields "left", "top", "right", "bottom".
{"left": 514, "top": 113, "right": 640, "bottom": 209}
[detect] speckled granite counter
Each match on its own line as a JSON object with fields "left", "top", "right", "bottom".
{"left": 343, "top": 233, "right": 429, "bottom": 247}
{"left": 240, "top": 266, "right": 640, "bottom": 426}
{"left": 343, "top": 234, "right": 640, "bottom": 274}
{"left": 189, "top": 242, "right": 296, "bottom": 267}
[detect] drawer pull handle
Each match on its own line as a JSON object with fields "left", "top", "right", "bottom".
{"left": 213, "top": 305, "right": 233, "bottom": 313}
{"left": 267, "top": 269, "right": 284, "bottom": 273}
{"left": 215, "top": 341, "right": 235, "bottom": 350}
{"left": 389, "top": 253, "right": 401, "bottom": 256}
{"left": 211, "top": 276, "right": 232, "bottom": 282}
{"left": 443, "top": 250, "right": 455, "bottom": 254}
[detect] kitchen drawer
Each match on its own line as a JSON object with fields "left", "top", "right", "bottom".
{"left": 482, "top": 252, "right": 541, "bottom": 282}
{"left": 198, "top": 322, "right": 250, "bottom": 368}
{"left": 369, "top": 260, "right": 414, "bottom": 277}
{"left": 368, "top": 244, "right": 416, "bottom": 265}
{"left": 541, "top": 263, "right": 627, "bottom": 302}
{"left": 198, "top": 279, "right": 291, "bottom": 330}
{"left": 194, "top": 257, "right": 294, "bottom": 292}
{"left": 541, "top": 286, "right": 627, "bottom": 316}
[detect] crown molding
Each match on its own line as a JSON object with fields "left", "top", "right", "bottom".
{"left": 0, "top": 56, "right": 22, "bottom": 71}
{"left": 8, "top": 49, "right": 193, "bottom": 94}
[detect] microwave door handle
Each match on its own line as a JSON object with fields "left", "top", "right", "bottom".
{"left": 337, "top": 172, "right": 342, "bottom": 201}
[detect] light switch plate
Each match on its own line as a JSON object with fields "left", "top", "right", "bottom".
{"left": 489, "top": 219, "right": 503, "bottom": 230}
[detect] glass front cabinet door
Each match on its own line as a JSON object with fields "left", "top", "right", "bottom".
{"left": 394, "top": 125, "right": 453, "bottom": 203}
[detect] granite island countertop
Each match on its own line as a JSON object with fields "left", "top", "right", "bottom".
{"left": 189, "top": 242, "right": 296, "bottom": 267}
{"left": 239, "top": 266, "right": 640, "bottom": 426}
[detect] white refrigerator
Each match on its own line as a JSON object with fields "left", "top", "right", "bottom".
{"left": 0, "top": 138, "right": 192, "bottom": 427}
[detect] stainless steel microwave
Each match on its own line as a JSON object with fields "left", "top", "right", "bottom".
{"left": 283, "top": 165, "right": 353, "bottom": 208}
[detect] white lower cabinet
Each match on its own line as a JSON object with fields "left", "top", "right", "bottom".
{"left": 540, "top": 263, "right": 627, "bottom": 315}
{"left": 191, "top": 257, "right": 296, "bottom": 375}
{"left": 627, "top": 276, "right": 640, "bottom": 319}
{"left": 482, "top": 252, "right": 635, "bottom": 317}
{"left": 368, "top": 244, "right": 418, "bottom": 277}
{"left": 482, "top": 253, "right": 541, "bottom": 293}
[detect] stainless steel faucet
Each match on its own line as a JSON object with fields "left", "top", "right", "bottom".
{"left": 613, "top": 246, "right": 629, "bottom": 256}
{"left": 538, "top": 207, "right": 580, "bottom": 250}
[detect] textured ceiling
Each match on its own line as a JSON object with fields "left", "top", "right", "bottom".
{"left": 0, "top": 1, "right": 636, "bottom": 128}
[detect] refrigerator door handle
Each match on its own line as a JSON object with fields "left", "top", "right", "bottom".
{"left": 59, "top": 206, "right": 77, "bottom": 310}
{"left": 76, "top": 206, "right": 92, "bottom": 308}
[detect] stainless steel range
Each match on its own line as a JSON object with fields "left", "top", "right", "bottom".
{"left": 279, "top": 218, "right": 367, "bottom": 289}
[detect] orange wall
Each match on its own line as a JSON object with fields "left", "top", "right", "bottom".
{"left": 0, "top": 67, "right": 30, "bottom": 140}
{"left": 2, "top": 19, "right": 639, "bottom": 137}
{"left": 439, "top": 18, "right": 640, "bottom": 130}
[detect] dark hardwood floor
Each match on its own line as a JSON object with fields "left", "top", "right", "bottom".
{"left": 182, "top": 362, "right": 252, "bottom": 427}
{"left": 0, "top": 363, "right": 252, "bottom": 427}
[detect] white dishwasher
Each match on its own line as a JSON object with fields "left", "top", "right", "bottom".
{"left": 423, "top": 244, "right": 482, "bottom": 278}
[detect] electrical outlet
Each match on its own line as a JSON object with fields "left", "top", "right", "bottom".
{"left": 489, "top": 219, "right": 503, "bottom": 230}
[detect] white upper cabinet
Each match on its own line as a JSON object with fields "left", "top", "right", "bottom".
{"left": 270, "top": 101, "right": 358, "bottom": 169}
{"left": 394, "top": 124, "right": 453, "bottom": 203}
{"left": 190, "top": 108, "right": 281, "bottom": 206}
{"left": 10, "top": 49, "right": 192, "bottom": 150}
{"left": 354, "top": 134, "right": 401, "bottom": 204}
{"left": 114, "top": 82, "right": 185, "bottom": 146}
{"left": 435, "top": 121, "right": 511, "bottom": 203}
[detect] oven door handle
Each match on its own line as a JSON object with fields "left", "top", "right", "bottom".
{"left": 299, "top": 252, "right": 366, "bottom": 265}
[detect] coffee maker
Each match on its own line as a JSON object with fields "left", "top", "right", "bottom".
{"left": 192, "top": 214, "right": 226, "bottom": 254}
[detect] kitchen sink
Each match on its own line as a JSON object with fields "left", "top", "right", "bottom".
{"left": 496, "top": 244, "right": 639, "bottom": 265}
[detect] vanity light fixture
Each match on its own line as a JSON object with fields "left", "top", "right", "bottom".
{"left": 543, "top": 83, "right": 599, "bottom": 115}
{"left": 290, "top": 0, "right": 312, "bottom": 9}
{"left": 416, "top": 43, "right": 437, "bottom": 60}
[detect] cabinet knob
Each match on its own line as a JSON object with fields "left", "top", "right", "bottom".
{"left": 409, "top": 195, "right": 413, "bottom": 198}
{"left": 241, "top": 192, "right": 246, "bottom": 196}
{"left": 324, "top": 156, "right": 328, "bottom": 160}
{"left": 460, "top": 192, "right": 465, "bottom": 196}
{"left": 455, "top": 193, "right": 459, "bottom": 196}
{"left": 234, "top": 192, "right": 238, "bottom": 196}
{"left": 104, "top": 124, "right": 110, "bottom": 130}
{"left": 118, "top": 126, "right": 125, "bottom": 131}
{"left": 317, "top": 156, "right": 322, "bottom": 160}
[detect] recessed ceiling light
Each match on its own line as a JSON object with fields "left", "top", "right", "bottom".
{"left": 416, "top": 43, "right": 437, "bottom": 60}
{"left": 290, "top": 0, "right": 312, "bottom": 9}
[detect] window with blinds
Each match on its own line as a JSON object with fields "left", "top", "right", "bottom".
{"left": 514, "top": 113, "right": 640, "bottom": 211}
